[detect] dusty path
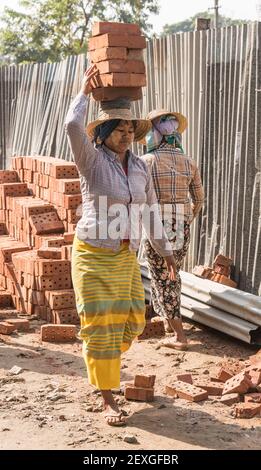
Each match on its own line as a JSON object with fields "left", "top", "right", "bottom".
{"left": 0, "top": 318, "right": 260, "bottom": 450}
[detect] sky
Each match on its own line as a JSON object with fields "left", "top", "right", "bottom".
{"left": 0, "top": 0, "right": 260, "bottom": 33}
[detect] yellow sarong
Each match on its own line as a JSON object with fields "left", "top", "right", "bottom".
{"left": 71, "top": 236, "right": 145, "bottom": 390}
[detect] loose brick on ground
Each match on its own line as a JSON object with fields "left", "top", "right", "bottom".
{"left": 176, "top": 374, "right": 193, "bottom": 384}
{"left": 6, "top": 318, "right": 30, "bottom": 331}
{"left": 0, "top": 321, "right": 16, "bottom": 334}
{"left": 125, "top": 384, "right": 154, "bottom": 402}
{"left": 41, "top": 324, "right": 76, "bottom": 342}
{"left": 165, "top": 381, "right": 208, "bottom": 402}
{"left": 220, "top": 393, "right": 241, "bottom": 406}
{"left": 244, "top": 393, "right": 261, "bottom": 403}
{"left": 134, "top": 375, "right": 156, "bottom": 389}
{"left": 138, "top": 320, "right": 165, "bottom": 340}
{"left": 193, "top": 378, "right": 224, "bottom": 396}
{"left": 233, "top": 403, "right": 261, "bottom": 419}
{"left": 222, "top": 372, "right": 252, "bottom": 395}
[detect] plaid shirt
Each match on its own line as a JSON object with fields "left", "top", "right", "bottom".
{"left": 141, "top": 144, "right": 204, "bottom": 222}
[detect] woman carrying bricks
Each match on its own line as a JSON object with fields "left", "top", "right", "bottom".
{"left": 141, "top": 109, "right": 204, "bottom": 350}
{"left": 65, "top": 65, "right": 176, "bottom": 426}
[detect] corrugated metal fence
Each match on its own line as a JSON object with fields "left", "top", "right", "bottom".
{"left": 0, "top": 23, "right": 260, "bottom": 294}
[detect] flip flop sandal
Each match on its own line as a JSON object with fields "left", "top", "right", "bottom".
{"left": 103, "top": 411, "right": 127, "bottom": 427}
{"left": 158, "top": 338, "right": 188, "bottom": 351}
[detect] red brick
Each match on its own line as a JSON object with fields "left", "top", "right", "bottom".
{"left": 0, "top": 292, "right": 13, "bottom": 307}
{"left": 99, "top": 72, "right": 146, "bottom": 88}
{"left": 29, "top": 212, "right": 64, "bottom": 235}
{"left": 0, "top": 170, "right": 18, "bottom": 184}
{"left": 57, "top": 179, "right": 80, "bottom": 195}
{"left": 193, "top": 378, "right": 224, "bottom": 396}
{"left": 6, "top": 318, "right": 30, "bottom": 331}
{"left": 41, "top": 324, "right": 76, "bottom": 342}
{"left": 222, "top": 372, "right": 252, "bottom": 395}
{"left": 53, "top": 309, "right": 79, "bottom": 325}
{"left": 33, "top": 274, "right": 72, "bottom": 291}
{"left": 90, "top": 46, "right": 127, "bottom": 63}
{"left": 218, "top": 275, "right": 237, "bottom": 288}
{"left": 0, "top": 183, "right": 28, "bottom": 197}
{"left": 213, "top": 264, "right": 230, "bottom": 276}
{"left": 134, "top": 375, "right": 156, "bottom": 389}
{"left": 249, "top": 350, "right": 261, "bottom": 365}
{"left": 248, "top": 369, "right": 261, "bottom": 388}
{"left": 96, "top": 59, "right": 145, "bottom": 74}
{"left": 233, "top": 403, "right": 261, "bottom": 419}
{"left": 213, "top": 254, "right": 233, "bottom": 267}
{"left": 61, "top": 245, "right": 73, "bottom": 260}
{"left": 34, "top": 259, "right": 71, "bottom": 277}
{"left": 0, "top": 321, "right": 16, "bottom": 334}
{"left": 46, "top": 289, "right": 75, "bottom": 310}
{"left": 215, "top": 367, "right": 234, "bottom": 382}
{"left": 192, "top": 265, "right": 213, "bottom": 278}
{"left": 63, "top": 194, "right": 82, "bottom": 210}
{"left": 138, "top": 320, "right": 165, "bottom": 340}
{"left": 127, "top": 49, "right": 144, "bottom": 61}
{"left": 220, "top": 393, "right": 241, "bottom": 406}
{"left": 125, "top": 384, "right": 154, "bottom": 402}
{"left": 176, "top": 374, "right": 193, "bottom": 384}
{"left": 23, "top": 203, "right": 55, "bottom": 218}
{"left": 63, "top": 232, "right": 75, "bottom": 244}
{"left": 50, "top": 163, "right": 79, "bottom": 179}
{"left": 165, "top": 381, "right": 208, "bottom": 402}
{"left": 37, "top": 248, "right": 62, "bottom": 259}
{"left": 0, "top": 309, "right": 17, "bottom": 320}
{"left": 244, "top": 393, "right": 261, "bottom": 403}
{"left": 92, "top": 86, "right": 142, "bottom": 102}
{"left": 39, "top": 236, "right": 65, "bottom": 248}
{"left": 92, "top": 21, "right": 141, "bottom": 37}
{"left": 28, "top": 289, "right": 45, "bottom": 306}
{"left": 88, "top": 33, "right": 146, "bottom": 51}
{"left": 34, "top": 305, "right": 47, "bottom": 320}
{"left": 0, "top": 241, "right": 29, "bottom": 263}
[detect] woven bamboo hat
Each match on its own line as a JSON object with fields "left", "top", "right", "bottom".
{"left": 87, "top": 99, "right": 151, "bottom": 142}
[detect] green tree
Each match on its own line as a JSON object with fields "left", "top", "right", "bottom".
{"left": 162, "top": 11, "right": 247, "bottom": 35}
{"left": 0, "top": 0, "right": 159, "bottom": 64}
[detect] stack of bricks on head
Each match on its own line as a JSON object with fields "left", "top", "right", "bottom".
{"left": 0, "top": 157, "right": 80, "bottom": 343}
{"left": 88, "top": 21, "right": 146, "bottom": 101}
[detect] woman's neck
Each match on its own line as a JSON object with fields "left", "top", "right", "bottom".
{"left": 118, "top": 152, "right": 127, "bottom": 165}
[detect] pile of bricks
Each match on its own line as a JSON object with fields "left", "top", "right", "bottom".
{"left": 0, "top": 160, "right": 80, "bottom": 334}
{"left": 125, "top": 374, "right": 156, "bottom": 402}
{"left": 9, "top": 156, "right": 81, "bottom": 239}
{"left": 89, "top": 21, "right": 146, "bottom": 101}
{"left": 165, "top": 352, "right": 261, "bottom": 418}
{"left": 193, "top": 254, "right": 237, "bottom": 288}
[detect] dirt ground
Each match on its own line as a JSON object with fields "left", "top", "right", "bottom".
{"left": 0, "top": 317, "right": 261, "bottom": 451}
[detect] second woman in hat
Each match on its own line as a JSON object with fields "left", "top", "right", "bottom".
{"left": 141, "top": 109, "right": 204, "bottom": 350}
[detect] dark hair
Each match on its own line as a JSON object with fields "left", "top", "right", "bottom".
{"left": 93, "top": 119, "right": 137, "bottom": 144}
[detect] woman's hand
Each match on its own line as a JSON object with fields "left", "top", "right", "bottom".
{"left": 164, "top": 255, "right": 177, "bottom": 281}
{"left": 81, "top": 65, "right": 100, "bottom": 96}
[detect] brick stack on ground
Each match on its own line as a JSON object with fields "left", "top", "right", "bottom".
{"left": 125, "top": 374, "right": 156, "bottom": 402}
{"left": 88, "top": 21, "right": 146, "bottom": 101}
{"left": 0, "top": 160, "right": 79, "bottom": 332}
{"left": 193, "top": 254, "right": 237, "bottom": 288}
{"left": 165, "top": 353, "right": 261, "bottom": 418}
